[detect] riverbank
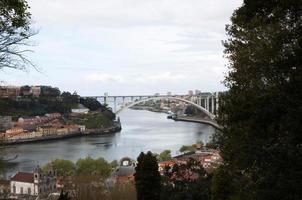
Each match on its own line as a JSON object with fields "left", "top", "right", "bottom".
{"left": 83, "top": 121, "right": 122, "bottom": 135}
{"left": 173, "top": 116, "right": 221, "bottom": 130}
{"left": 3, "top": 121, "right": 122, "bottom": 145}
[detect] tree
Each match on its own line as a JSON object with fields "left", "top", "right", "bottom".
{"left": 135, "top": 151, "right": 161, "bottom": 200}
{"left": 184, "top": 105, "right": 195, "bottom": 116}
{"left": 179, "top": 145, "right": 196, "bottom": 153}
{"left": 75, "top": 156, "right": 112, "bottom": 177}
{"left": 161, "top": 158, "right": 211, "bottom": 200}
{"left": 0, "top": 0, "right": 37, "bottom": 71}
{"left": 215, "top": 0, "right": 302, "bottom": 199}
{"left": 43, "top": 159, "right": 75, "bottom": 176}
{"left": 110, "top": 160, "right": 119, "bottom": 169}
{"left": 80, "top": 97, "right": 102, "bottom": 111}
{"left": 157, "top": 150, "right": 172, "bottom": 162}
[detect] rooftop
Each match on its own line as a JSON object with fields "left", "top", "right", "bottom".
{"left": 11, "top": 172, "right": 34, "bottom": 183}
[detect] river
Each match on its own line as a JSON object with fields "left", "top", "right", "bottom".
{"left": 3, "top": 109, "right": 216, "bottom": 177}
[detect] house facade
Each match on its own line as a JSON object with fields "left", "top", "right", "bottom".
{"left": 10, "top": 166, "right": 57, "bottom": 198}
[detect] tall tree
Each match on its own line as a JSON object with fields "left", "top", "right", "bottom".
{"left": 0, "top": 0, "right": 36, "bottom": 71}
{"left": 214, "top": 0, "right": 302, "bottom": 199}
{"left": 135, "top": 151, "right": 161, "bottom": 200}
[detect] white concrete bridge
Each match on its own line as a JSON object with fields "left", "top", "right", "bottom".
{"left": 82, "top": 92, "right": 221, "bottom": 120}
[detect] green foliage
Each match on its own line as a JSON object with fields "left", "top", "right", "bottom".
{"left": 135, "top": 151, "right": 161, "bottom": 200}
{"left": 0, "top": 86, "right": 80, "bottom": 117}
{"left": 215, "top": 1, "right": 302, "bottom": 199}
{"left": 79, "top": 97, "right": 103, "bottom": 111}
{"left": 40, "top": 86, "right": 61, "bottom": 97}
{"left": 76, "top": 156, "right": 112, "bottom": 177}
{"left": 179, "top": 145, "right": 196, "bottom": 153}
{"left": 42, "top": 159, "right": 75, "bottom": 176}
{"left": 70, "top": 113, "right": 112, "bottom": 129}
{"left": 210, "top": 166, "right": 232, "bottom": 200}
{"left": 157, "top": 150, "right": 172, "bottom": 162}
{"left": 184, "top": 105, "right": 195, "bottom": 116}
{"left": 110, "top": 160, "right": 119, "bottom": 169}
{"left": 161, "top": 158, "right": 211, "bottom": 200}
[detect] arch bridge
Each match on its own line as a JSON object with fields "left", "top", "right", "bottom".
{"left": 82, "top": 92, "right": 221, "bottom": 120}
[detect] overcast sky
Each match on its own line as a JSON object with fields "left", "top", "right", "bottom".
{"left": 1, "top": 0, "right": 242, "bottom": 96}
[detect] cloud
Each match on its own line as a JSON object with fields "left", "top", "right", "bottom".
{"left": 85, "top": 73, "right": 124, "bottom": 82}
{"left": 3, "top": 0, "right": 243, "bottom": 95}
{"left": 85, "top": 72, "right": 186, "bottom": 84}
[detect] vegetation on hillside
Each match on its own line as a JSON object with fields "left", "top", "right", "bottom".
{"left": 0, "top": 86, "right": 115, "bottom": 124}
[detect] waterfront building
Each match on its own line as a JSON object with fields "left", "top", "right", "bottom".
{"left": 10, "top": 166, "right": 57, "bottom": 198}
{"left": 5, "top": 127, "right": 24, "bottom": 135}
{"left": 0, "top": 116, "right": 13, "bottom": 131}
{"left": 0, "top": 86, "right": 20, "bottom": 97}
{"left": 17, "top": 113, "right": 62, "bottom": 127}
{"left": 30, "top": 86, "right": 41, "bottom": 97}
{"left": 45, "top": 113, "right": 61, "bottom": 119}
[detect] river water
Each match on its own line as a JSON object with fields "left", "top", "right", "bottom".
{"left": 3, "top": 109, "right": 215, "bottom": 177}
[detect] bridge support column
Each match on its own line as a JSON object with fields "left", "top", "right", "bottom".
{"left": 211, "top": 95, "right": 214, "bottom": 114}
{"left": 215, "top": 92, "right": 219, "bottom": 114}
{"left": 114, "top": 97, "right": 117, "bottom": 112}
{"left": 104, "top": 92, "right": 108, "bottom": 105}
{"left": 206, "top": 96, "right": 210, "bottom": 111}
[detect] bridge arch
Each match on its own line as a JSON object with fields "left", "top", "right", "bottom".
{"left": 115, "top": 96, "right": 215, "bottom": 120}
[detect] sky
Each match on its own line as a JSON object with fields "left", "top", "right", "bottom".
{"left": 1, "top": 0, "right": 242, "bottom": 96}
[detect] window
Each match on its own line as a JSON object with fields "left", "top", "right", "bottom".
{"left": 13, "top": 186, "right": 16, "bottom": 194}
{"left": 20, "top": 187, "right": 23, "bottom": 194}
{"left": 28, "top": 187, "right": 31, "bottom": 195}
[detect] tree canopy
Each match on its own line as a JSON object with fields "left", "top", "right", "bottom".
{"left": 0, "top": 0, "right": 36, "bottom": 70}
{"left": 214, "top": 0, "right": 302, "bottom": 199}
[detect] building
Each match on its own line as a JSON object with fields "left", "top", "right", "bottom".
{"left": 158, "top": 160, "right": 175, "bottom": 175}
{"left": 10, "top": 166, "right": 57, "bottom": 198}
{"left": 0, "top": 116, "right": 13, "bottom": 131}
{"left": 108, "top": 157, "right": 136, "bottom": 187}
{"left": 71, "top": 104, "right": 89, "bottom": 114}
{"left": 195, "top": 90, "right": 201, "bottom": 95}
{"left": 30, "top": 86, "right": 41, "bottom": 97}
{"left": 188, "top": 90, "right": 194, "bottom": 96}
{"left": 0, "top": 86, "right": 20, "bottom": 97}
{"left": 172, "top": 148, "right": 223, "bottom": 174}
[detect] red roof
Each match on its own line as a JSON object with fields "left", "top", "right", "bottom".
{"left": 11, "top": 172, "right": 34, "bottom": 183}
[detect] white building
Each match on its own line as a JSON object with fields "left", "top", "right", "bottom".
{"left": 10, "top": 166, "right": 57, "bottom": 198}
